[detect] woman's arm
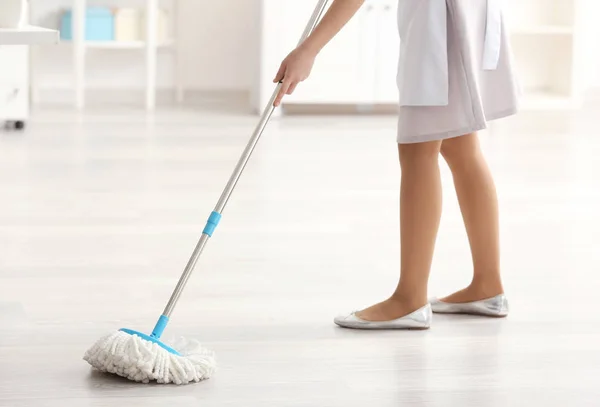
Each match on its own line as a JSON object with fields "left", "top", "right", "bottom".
{"left": 273, "top": 0, "right": 365, "bottom": 106}
{"left": 300, "top": 0, "right": 366, "bottom": 55}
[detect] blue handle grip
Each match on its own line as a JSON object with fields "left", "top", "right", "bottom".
{"left": 202, "top": 211, "right": 222, "bottom": 237}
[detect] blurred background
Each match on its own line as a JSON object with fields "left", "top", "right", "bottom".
{"left": 2, "top": 0, "right": 600, "bottom": 405}
{"left": 4, "top": 0, "right": 600, "bottom": 114}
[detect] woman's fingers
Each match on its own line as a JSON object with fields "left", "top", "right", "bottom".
{"left": 274, "top": 78, "right": 301, "bottom": 106}
{"left": 273, "top": 62, "right": 286, "bottom": 83}
{"left": 286, "top": 82, "right": 298, "bottom": 95}
{"left": 274, "top": 79, "right": 291, "bottom": 107}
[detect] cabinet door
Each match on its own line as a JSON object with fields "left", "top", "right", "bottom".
{"left": 0, "top": 46, "right": 29, "bottom": 120}
{"left": 279, "top": 0, "right": 369, "bottom": 104}
{"left": 0, "top": 84, "right": 28, "bottom": 120}
{"left": 356, "top": 1, "right": 379, "bottom": 104}
{"left": 374, "top": 0, "right": 400, "bottom": 103}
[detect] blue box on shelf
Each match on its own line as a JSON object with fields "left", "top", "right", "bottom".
{"left": 60, "top": 7, "right": 115, "bottom": 42}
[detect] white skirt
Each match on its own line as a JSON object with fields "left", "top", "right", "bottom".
{"left": 396, "top": 0, "right": 520, "bottom": 144}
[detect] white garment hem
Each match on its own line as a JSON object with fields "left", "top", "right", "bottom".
{"left": 396, "top": 106, "right": 517, "bottom": 144}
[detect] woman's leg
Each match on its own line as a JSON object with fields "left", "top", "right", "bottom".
{"left": 439, "top": 132, "right": 504, "bottom": 302}
{"left": 356, "top": 140, "right": 443, "bottom": 321}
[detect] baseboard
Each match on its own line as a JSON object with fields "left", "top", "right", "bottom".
{"left": 181, "top": 90, "right": 252, "bottom": 113}
{"left": 33, "top": 88, "right": 600, "bottom": 114}
{"left": 34, "top": 88, "right": 252, "bottom": 111}
{"left": 282, "top": 103, "right": 399, "bottom": 115}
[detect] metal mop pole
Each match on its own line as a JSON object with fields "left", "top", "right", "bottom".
{"left": 150, "top": 0, "right": 331, "bottom": 337}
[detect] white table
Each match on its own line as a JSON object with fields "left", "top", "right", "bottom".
{"left": 0, "top": 25, "right": 58, "bottom": 45}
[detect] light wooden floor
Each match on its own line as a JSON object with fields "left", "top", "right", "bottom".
{"left": 1, "top": 106, "right": 599, "bottom": 406}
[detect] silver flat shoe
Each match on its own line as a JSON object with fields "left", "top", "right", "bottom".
{"left": 334, "top": 304, "right": 432, "bottom": 330}
{"left": 429, "top": 294, "right": 509, "bottom": 317}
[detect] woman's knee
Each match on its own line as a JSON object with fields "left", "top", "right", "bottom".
{"left": 398, "top": 140, "right": 442, "bottom": 168}
{"left": 440, "top": 133, "right": 481, "bottom": 169}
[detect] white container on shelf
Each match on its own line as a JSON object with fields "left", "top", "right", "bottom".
{"left": 0, "top": 0, "right": 24, "bottom": 28}
{"left": 115, "top": 8, "right": 142, "bottom": 42}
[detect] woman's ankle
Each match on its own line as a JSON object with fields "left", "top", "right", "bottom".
{"left": 439, "top": 283, "right": 504, "bottom": 304}
{"left": 468, "top": 278, "right": 504, "bottom": 297}
{"left": 389, "top": 290, "right": 428, "bottom": 310}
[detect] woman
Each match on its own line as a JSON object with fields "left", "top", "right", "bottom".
{"left": 273, "top": 0, "right": 519, "bottom": 329}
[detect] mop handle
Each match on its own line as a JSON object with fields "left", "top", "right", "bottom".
{"left": 156, "top": 0, "right": 331, "bottom": 325}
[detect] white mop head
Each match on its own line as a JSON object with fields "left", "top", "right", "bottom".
{"left": 83, "top": 330, "right": 216, "bottom": 384}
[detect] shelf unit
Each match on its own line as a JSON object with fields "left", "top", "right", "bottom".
{"left": 30, "top": 0, "right": 182, "bottom": 111}
{"left": 505, "top": 0, "right": 589, "bottom": 110}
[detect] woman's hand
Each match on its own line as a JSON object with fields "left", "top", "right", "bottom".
{"left": 271, "top": 0, "right": 365, "bottom": 107}
{"left": 272, "top": 45, "right": 317, "bottom": 107}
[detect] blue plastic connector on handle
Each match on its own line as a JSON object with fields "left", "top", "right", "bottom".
{"left": 202, "top": 211, "right": 222, "bottom": 237}
{"left": 151, "top": 314, "right": 170, "bottom": 339}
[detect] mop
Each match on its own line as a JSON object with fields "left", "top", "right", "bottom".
{"left": 83, "top": 0, "right": 331, "bottom": 385}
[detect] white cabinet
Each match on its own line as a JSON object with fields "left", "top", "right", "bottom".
{"left": 254, "top": 0, "right": 399, "bottom": 111}
{"left": 0, "top": 8, "right": 57, "bottom": 129}
{"left": 0, "top": 45, "right": 29, "bottom": 127}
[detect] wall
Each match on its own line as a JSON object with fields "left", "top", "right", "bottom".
{"left": 30, "top": 0, "right": 600, "bottom": 98}
{"left": 178, "top": 0, "right": 259, "bottom": 91}
{"left": 30, "top": 0, "right": 260, "bottom": 93}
